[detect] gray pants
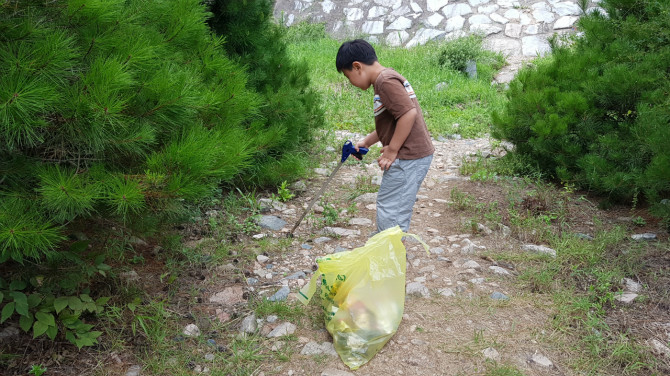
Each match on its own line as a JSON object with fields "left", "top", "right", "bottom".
{"left": 376, "top": 154, "right": 433, "bottom": 233}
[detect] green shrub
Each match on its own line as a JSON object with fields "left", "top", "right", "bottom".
{"left": 437, "top": 35, "right": 504, "bottom": 76}
{"left": 492, "top": 0, "right": 670, "bottom": 215}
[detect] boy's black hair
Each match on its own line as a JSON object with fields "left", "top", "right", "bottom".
{"left": 336, "top": 39, "right": 378, "bottom": 72}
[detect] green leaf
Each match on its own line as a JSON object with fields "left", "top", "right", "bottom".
{"left": 27, "top": 293, "right": 42, "bottom": 308}
{"left": 54, "top": 297, "right": 69, "bottom": 313}
{"left": 33, "top": 320, "right": 48, "bottom": 338}
{"left": 69, "top": 240, "right": 89, "bottom": 253}
{"left": 0, "top": 291, "right": 3, "bottom": 304}
{"left": 9, "top": 280, "right": 26, "bottom": 291}
{"left": 1, "top": 302, "right": 15, "bottom": 323}
{"left": 80, "top": 294, "right": 93, "bottom": 303}
{"left": 35, "top": 311, "right": 56, "bottom": 326}
{"left": 19, "top": 313, "right": 34, "bottom": 332}
{"left": 46, "top": 324, "right": 58, "bottom": 340}
{"left": 65, "top": 330, "right": 75, "bottom": 344}
{"left": 95, "top": 296, "right": 110, "bottom": 306}
{"left": 68, "top": 296, "right": 82, "bottom": 311}
{"left": 10, "top": 292, "right": 28, "bottom": 316}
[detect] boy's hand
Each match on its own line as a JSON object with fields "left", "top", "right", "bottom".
{"left": 378, "top": 146, "right": 398, "bottom": 171}
{"left": 354, "top": 139, "right": 367, "bottom": 152}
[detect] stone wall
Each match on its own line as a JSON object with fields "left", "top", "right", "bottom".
{"left": 273, "top": 0, "right": 604, "bottom": 71}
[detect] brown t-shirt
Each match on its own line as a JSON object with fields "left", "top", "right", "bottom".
{"left": 373, "top": 68, "right": 434, "bottom": 160}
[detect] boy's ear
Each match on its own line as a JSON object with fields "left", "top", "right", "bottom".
{"left": 351, "top": 61, "right": 362, "bottom": 71}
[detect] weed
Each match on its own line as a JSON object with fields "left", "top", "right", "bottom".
{"left": 253, "top": 299, "right": 305, "bottom": 322}
{"left": 484, "top": 363, "right": 524, "bottom": 376}
{"left": 28, "top": 365, "right": 47, "bottom": 376}
{"left": 271, "top": 181, "right": 295, "bottom": 202}
{"left": 450, "top": 187, "right": 476, "bottom": 211}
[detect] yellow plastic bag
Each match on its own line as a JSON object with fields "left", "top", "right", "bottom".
{"left": 298, "top": 226, "right": 428, "bottom": 370}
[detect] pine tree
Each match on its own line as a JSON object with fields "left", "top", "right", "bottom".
{"left": 492, "top": 0, "right": 670, "bottom": 209}
{"left": 0, "top": 0, "right": 289, "bottom": 262}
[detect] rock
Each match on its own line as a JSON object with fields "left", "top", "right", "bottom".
{"left": 553, "top": 1, "right": 582, "bottom": 16}
{"left": 631, "top": 233, "right": 656, "bottom": 241}
{"left": 648, "top": 338, "right": 670, "bottom": 359}
{"left": 240, "top": 314, "right": 257, "bottom": 334}
{"left": 256, "top": 255, "right": 270, "bottom": 263}
{"left": 490, "top": 292, "right": 509, "bottom": 300}
{"left": 321, "top": 369, "right": 355, "bottom": 376}
{"left": 315, "top": 168, "right": 330, "bottom": 176}
{"left": 622, "top": 278, "right": 642, "bottom": 293}
{"left": 125, "top": 365, "right": 141, "bottom": 376}
{"left": 482, "top": 347, "right": 500, "bottom": 361}
{"left": 284, "top": 271, "right": 306, "bottom": 280}
{"left": 522, "top": 35, "right": 552, "bottom": 56}
{"left": 0, "top": 326, "right": 20, "bottom": 342}
{"left": 252, "top": 234, "right": 266, "bottom": 240}
{"left": 267, "top": 322, "right": 297, "bottom": 338}
{"left": 499, "top": 224, "right": 511, "bottom": 237}
{"left": 406, "top": 28, "right": 445, "bottom": 48}
{"left": 349, "top": 218, "right": 373, "bottom": 226}
{"left": 489, "top": 266, "right": 511, "bottom": 275}
{"left": 462, "top": 260, "right": 482, "bottom": 270}
{"left": 290, "top": 181, "right": 307, "bottom": 193}
{"left": 388, "top": 16, "right": 413, "bottom": 30}
{"left": 256, "top": 215, "right": 287, "bottom": 231}
{"left": 209, "top": 286, "right": 245, "bottom": 305}
{"left": 477, "top": 223, "right": 493, "bottom": 235}
{"left": 406, "top": 282, "right": 430, "bottom": 298}
{"left": 128, "top": 236, "right": 148, "bottom": 247}
{"left": 271, "top": 341, "right": 285, "bottom": 351}
{"left": 258, "top": 198, "right": 287, "bottom": 212}
{"left": 575, "top": 233, "right": 594, "bottom": 241}
{"left": 443, "top": 3, "right": 473, "bottom": 18}
{"left": 313, "top": 237, "right": 332, "bottom": 244}
{"left": 354, "top": 192, "right": 377, "bottom": 203}
{"left": 478, "top": 4, "right": 500, "bottom": 14}
{"left": 386, "top": 30, "right": 410, "bottom": 46}
{"left": 334, "top": 246, "right": 348, "bottom": 253}
{"left": 301, "top": 243, "right": 313, "bottom": 249}
{"left": 322, "top": 227, "right": 360, "bottom": 237}
{"left": 427, "top": 0, "right": 449, "bottom": 12}
{"left": 532, "top": 9, "right": 555, "bottom": 23}
{"left": 183, "top": 324, "right": 201, "bottom": 337}
{"left": 425, "top": 13, "right": 445, "bottom": 27}
{"left": 247, "top": 278, "right": 259, "bottom": 285}
{"left": 461, "top": 238, "right": 486, "bottom": 254}
{"left": 301, "top": 341, "right": 338, "bottom": 356}
{"left": 614, "top": 292, "right": 638, "bottom": 304}
{"left": 120, "top": 270, "right": 140, "bottom": 283}
{"left": 522, "top": 244, "right": 557, "bottom": 257}
{"left": 267, "top": 315, "right": 278, "bottom": 323}
{"left": 490, "top": 13, "right": 509, "bottom": 23}
{"left": 554, "top": 15, "right": 579, "bottom": 29}
{"left": 362, "top": 20, "right": 384, "bottom": 34}
{"left": 445, "top": 16, "right": 465, "bottom": 32}
{"left": 469, "top": 14, "right": 492, "bottom": 25}
{"left": 504, "top": 22, "right": 522, "bottom": 38}
{"left": 430, "top": 247, "right": 445, "bottom": 255}
{"left": 468, "top": 0, "right": 489, "bottom": 7}
{"left": 530, "top": 351, "right": 554, "bottom": 367}
{"left": 204, "top": 353, "right": 215, "bottom": 361}
{"left": 438, "top": 288, "right": 455, "bottom": 297}
{"left": 268, "top": 286, "right": 290, "bottom": 302}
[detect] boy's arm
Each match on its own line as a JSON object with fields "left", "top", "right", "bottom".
{"left": 378, "top": 108, "right": 417, "bottom": 171}
{"left": 356, "top": 131, "right": 379, "bottom": 150}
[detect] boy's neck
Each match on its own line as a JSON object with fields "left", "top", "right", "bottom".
{"left": 367, "top": 62, "right": 387, "bottom": 87}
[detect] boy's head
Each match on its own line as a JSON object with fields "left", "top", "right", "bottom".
{"left": 335, "top": 39, "right": 378, "bottom": 73}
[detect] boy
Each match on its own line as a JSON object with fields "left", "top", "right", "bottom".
{"left": 336, "top": 39, "right": 434, "bottom": 234}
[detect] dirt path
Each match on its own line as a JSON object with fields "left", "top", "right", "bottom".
{"left": 244, "top": 133, "right": 568, "bottom": 376}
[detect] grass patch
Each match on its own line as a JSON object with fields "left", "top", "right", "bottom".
{"left": 287, "top": 24, "right": 508, "bottom": 139}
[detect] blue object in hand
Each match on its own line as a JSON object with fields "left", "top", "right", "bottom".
{"left": 341, "top": 140, "right": 369, "bottom": 163}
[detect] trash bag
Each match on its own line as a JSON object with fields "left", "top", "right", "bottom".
{"left": 298, "top": 226, "right": 428, "bottom": 370}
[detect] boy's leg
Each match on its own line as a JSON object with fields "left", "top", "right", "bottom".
{"left": 376, "top": 155, "right": 433, "bottom": 233}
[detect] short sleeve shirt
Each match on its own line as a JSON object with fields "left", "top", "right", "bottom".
{"left": 374, "top": 68, "right": 434, "bottom": 160}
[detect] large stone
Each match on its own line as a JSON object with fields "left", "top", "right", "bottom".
{"left": 490, "top": 13, "right": 509, "bottom": 24}
{"left": 530, "top": 352, "right": 554, "bottom": 367}
{"left": 521, "top": 243, "right": 556, "bottom": 257}
{"left": 504, "top": 8, "right": 520, "bottom": 19}
{"left": 478, "top": 4, "right": 500, "bottom": 14}
{"left": 468, "top": 0, "right": 489, "bottom": 7}
{"left": 406, "top": 29, "right": 445, "bottom": 47}
{"left": 489, "top": 266, "right": 511, "bottom": 275}
{"left": 386, "top": 30, "right": 410, "bottom": 46}
{"left": 354, "top": 192, "right": 377, "bottom": 203}
{"left": 531, "top": 2, "right": 550, "bottom": 11}
{"left": 240, "top": 314, "right": 257, "bottom": 334}
{"left": 388, "top": 16, "right": 413, "bottom": 30}
{"left": 210, "top": 286, "right": 245, "bottom": 305}
{"left": 462, "top": 260, "right": 482, "bottom": 270}
{"left": 301, "top": 341, "right": 338, "bottom": 356}
{"left": 648, "top": 339, "right": 670, "bottom": 359}
{"left": 268, "top": 286, "right": 290, "bottom": 302}
{"left": 614, "top": 292, "right": 638, "bottom": 304}
{"left": 490, "top": 291, "right": 509, "bottom": 300}
{"left": 438, "top": 287, "right": 455, "bottom": 297}
{"left": 362, "top": 20, "right": 384, "bottom": 34}
{"left": 406, "top": 282, "right": 430, "bottom": 298}
{"left": 349, "top": 217, "right": 373, "bottom": 226}
{"left": 322, "top": 227, "right": 361, "bottom": 236}
{"left": 469, "top": 14, "right": 492, "bottom": 25}
{"left": 425, "top": 13, "right": 445, "bottom": 27}
{"left": 321, "top": 0, "right": 335, "bottom": 13}
{"left": 410, "top": 2, "right": 423, "bottom": 12}
{"left": 445, "top": 16, "right": 466, "bottom": 32}
{"left": 622, "top": 278, "right": 642, "bottom": 293}
{"left": 532, "top": 9, "right": 555, "bottom": 23}
{"left": 486, "top": 37, "right": 520, "bottom": 55}
{"left": 482, "top": 347, "right": 501, "bottom": 361}
{"left": 183, "top": 324, "right": 201, "bottom": 337}
{"left": 554, "top": 1, "right": 582, "bottom": 16}
{"left": 256, "top": 215, "right": 287, "bottom": 230}
{"left": 374, "top": 0, "right": 402, "bottom": 8}
{"left": 554, "top": 16, "right": 579, "bottom": 29}
{"left": 343, "top": 8, "right": 364, "bottom": 21}
{"left": 368, "top": 6, "right": 388, "bottom": 18}
{"left": 521, "top": 36, "right": 552, "bottom": 56}
{"left": 631, "top": 233, "right": 656, "bottom": 241}
{"left": 443, "top": 3, "right": 473, "bottom": 17}
{"left": 267, "top": 322, "right": 297, "bottom": 337}
{"left": 391, "top": 5, "right": 411, "bottom": 16}
{"left": 504, "top": 23, "right": 522, "bottom": 38}
{"left": 496, "top": 0, "right": 520, "bottom": 7}
{"left": 125, "top": 365, "right": 141, "bottom": 376}
{"left": 427, "top": 0, "right": 449, "bottom": 12}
